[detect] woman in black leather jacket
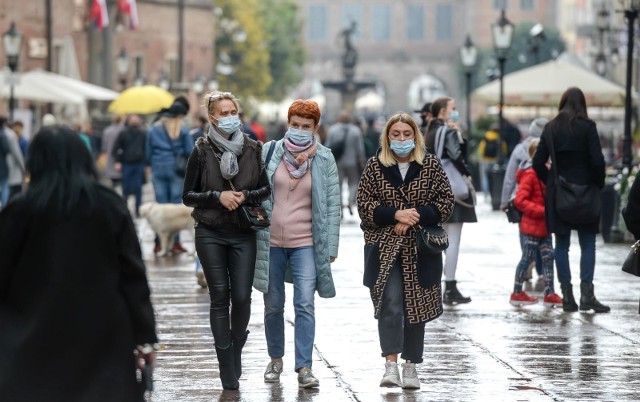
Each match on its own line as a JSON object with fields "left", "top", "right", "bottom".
{"left": 425, "top": 97, "right": 477, "bottom": 305}
{"left": 182, "top": 91, "right": 270, "bottom": 390}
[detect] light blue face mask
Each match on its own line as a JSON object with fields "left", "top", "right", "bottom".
{"left": 216, "top": 115, "right": 241, "bottom": 135}
{"left": 286, "top": 127, "right": 314, "bottom": 145}
{"left": 449, "top": 110, "right": 459, "bottom": 123}
{"left": 390, "top": 140, "right": 415, "bottom": 157}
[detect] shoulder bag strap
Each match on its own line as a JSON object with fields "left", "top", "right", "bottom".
{"left": 264, "top": 141, "right": 277, "bottom": 168}
{"left": 434, "top": 126, "right": 447, "bottom": 158}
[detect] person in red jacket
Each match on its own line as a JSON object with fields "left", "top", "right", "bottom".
{"left": 510, "top": 139, "right": 562, "bottom": 307}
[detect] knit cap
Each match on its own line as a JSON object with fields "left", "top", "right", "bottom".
{"left": 529, "top": 117, "right": 549, "bottom": 138}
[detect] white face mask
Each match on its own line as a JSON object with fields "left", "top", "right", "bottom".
{"left": 215, "top": 115, "right": 241, "bottom": 135}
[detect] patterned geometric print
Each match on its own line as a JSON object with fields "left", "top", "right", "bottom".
{"left": 357, "top": 156, "right": 454, "bottom": 324}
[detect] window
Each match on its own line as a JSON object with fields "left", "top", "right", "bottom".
{"left": 308, "top": 5, "right": 328, "bottom": 43}
{"left": 406, "top": 4, "right": 424, "bottom": 41}
{"left": 435, "top": 4, "right": 453, "bottom": 41}
{"left": 372, "top": 5, "right": 390, "bottom": 42}
{"left": 342, "top": 4, "right": 363, "bottom": 41}
{"left": 520, "top": 0, "right": 534, "bottom": 10}
{"left": 493, "top": 0, "right": 508, "bottom": 10}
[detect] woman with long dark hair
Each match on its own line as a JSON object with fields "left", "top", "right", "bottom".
{"left": 183, "top": 91, "right": 270, "bottom": 390}
{"left": 532, "top": 87, "right": 608, "bottom": 313}
{"left": 425, "top": 97, "right": 477, "bottom": 304}
{"left": 0, "top": 125, "right": 158, "bottom": 401}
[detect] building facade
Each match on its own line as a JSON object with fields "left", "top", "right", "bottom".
{"left": 0, "top": 0, "right": 214, "bottom": 115}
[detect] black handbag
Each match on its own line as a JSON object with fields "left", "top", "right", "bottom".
{"left": 622, "top": 240, "right": 640, "bottom": 277}
{"left": 227, "top": 180, "right": 271, "bottom": 231}
{"left": 504, "top": 199, "right": 522, "bottom": 223}
{"left": 547, "top": 133, "right": 601, "bottom": 225}
{"left": 416, "top": 225, "right": 449, "bottom": 255}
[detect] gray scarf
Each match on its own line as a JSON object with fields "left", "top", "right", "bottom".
{"left": 207, "top": 123, "right": 245, "bottom": 179}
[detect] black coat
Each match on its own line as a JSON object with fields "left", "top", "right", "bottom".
{"left": 623, "top": 176, "right": 640, "bottom": 240}
{"left": 532, "top": 118, "right": 605, "bottom": 234}
{"left": 0, "top": 185, "right": 157, "bottom": 401}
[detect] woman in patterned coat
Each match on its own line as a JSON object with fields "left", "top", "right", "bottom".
{"left": 357, "top": 112, "right": 454, "bottom": 390}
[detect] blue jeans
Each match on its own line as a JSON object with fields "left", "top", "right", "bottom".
{"left": 151, "top": 165, "right": 183, "bottom": 204}
{"left": 264, "top": 246, "right": 316, "bottom": 371}
{"left": 0, "top": 179, "right": 8, "bottom": 207}
{"left": 151, "top": 165, "right": 183, "bottom": 243}
{"left": 121, "top": 162, "right": 145, "bottom": 216}
{"left": 554, "top": 231, "right": 596, "bottom": 285}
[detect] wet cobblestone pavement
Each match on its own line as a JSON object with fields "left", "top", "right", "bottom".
{"left": 139, "top": 199, "right": 640, "bottom": 401}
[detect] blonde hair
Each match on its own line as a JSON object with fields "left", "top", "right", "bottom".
{"left": 204, "top": 90, "right": 240, "bottom": 116}
{"left": 160, "top": 116, "right": 183, "bottom": 140}
{"left": 378, "top": 112, "right": 425, "bottom": 167}
{"left": 528, "top": 138, "right": 540, "bottom": 160}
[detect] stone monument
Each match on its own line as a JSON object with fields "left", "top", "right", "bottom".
{"left": 322, "top": 21, "right": 376, "bottom": 112}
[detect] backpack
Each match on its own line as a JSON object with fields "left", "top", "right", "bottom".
{"left": 483, "top": 138, "right": 499, "bottom": 158}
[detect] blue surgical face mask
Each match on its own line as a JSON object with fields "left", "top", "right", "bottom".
{"left": 286, "top": 127, "right": 314, "bottom": 145}
{"left": 449, "top": 110, "right": 459, "bottom": 123}
{"left": 389, "top": 140, "right": 415, "bottom": 157}
{"left": 215, "top": 115, "right": 241, "bottom": 135}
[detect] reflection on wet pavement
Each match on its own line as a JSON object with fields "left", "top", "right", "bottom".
{"left": 139, "top": 202, "right": 640, "bottom": 401}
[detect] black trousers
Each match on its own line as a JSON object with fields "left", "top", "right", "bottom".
{"left": 195, "top": 225, "right": 256, "bottom": 348}
{"left": 378, "top": 260, "right": 426, "bottom": 363}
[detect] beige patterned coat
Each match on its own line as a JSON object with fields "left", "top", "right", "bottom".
{"left": 356, "top": 155, "right": 454, "bottom": 324}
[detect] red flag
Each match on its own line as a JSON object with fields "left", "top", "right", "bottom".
{"left": 117, "top": 0, "right": 139, "bottom": 30}
{"left": 89, "top": 0, "right": 109, "bottom": 30}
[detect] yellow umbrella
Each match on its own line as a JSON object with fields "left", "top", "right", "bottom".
{"left": 108, "top": 85, "right": 175, "bottom": 114}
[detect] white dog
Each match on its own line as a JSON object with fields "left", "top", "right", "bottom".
{"left": 139, "top": 202, "right": 195, "bottom": 257}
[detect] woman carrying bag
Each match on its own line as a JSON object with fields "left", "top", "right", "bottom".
{"left": 532, "top": 87, "right": 608, "bottom": 313}
{"left": 357, "top": 112, "right": 454, "bottom": 389}
{"left": 182, "top": 91, "right": 270, "bottom": 390}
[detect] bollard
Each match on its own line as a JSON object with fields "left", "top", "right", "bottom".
{"left": 488, "top": 164, "right": 505, "bottom": 211}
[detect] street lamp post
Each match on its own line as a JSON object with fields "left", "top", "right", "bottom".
{"left": 158, "top": 71, "right": 171, "bottom": 91}
{"left": 528, "top": 23, "right": 545, "bottom": 65}
{"left": 595, "top": 4, "right": 610, "bottom": 77}
{"left": 621, "top": 1, "right": 639, "bottom": 172}
{"left": 2, "top": 22, "right": 23, "bottom": 120}
{"left": 489, "top": 9, "right": 514, "bottom": 210}
{"left": 116, "top": 47, "right": 130, "bottom": 90}
{"left": 459, "top": 35, "right": 478, "bottom": 133}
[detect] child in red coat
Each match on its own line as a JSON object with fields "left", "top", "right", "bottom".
{"left": 510, "top": 139, "right": 562, "bottom": 307}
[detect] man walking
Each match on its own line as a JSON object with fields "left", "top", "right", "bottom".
{"left": 325, "top": 110, "right": 366, "bottom": 216}
{"left": 112, "top": 115, "right": 147, "bottom": 217}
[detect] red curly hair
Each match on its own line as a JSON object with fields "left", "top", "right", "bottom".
{"left": 287, "top": 99, "right": 321, "bottom": 126}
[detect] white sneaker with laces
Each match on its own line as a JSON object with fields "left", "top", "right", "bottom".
{"left": 402, "top": 362, "right": 420, "bottom": 389}
{"left": 379, "top": 361, "right": 401, "bottom": 387}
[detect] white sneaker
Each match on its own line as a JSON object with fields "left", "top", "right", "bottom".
{"left": 401, "top": 362, "right": 420, "bottom": 389}
{"left": 379, "top": 361, "right": 401, "bottom": 387}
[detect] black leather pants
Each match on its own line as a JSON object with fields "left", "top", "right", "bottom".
{"left": 195, "top": 225, "right": 256, "bottom": 348}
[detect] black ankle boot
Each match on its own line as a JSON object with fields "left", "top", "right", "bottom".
{"left": 233, "top": 331, "right": 249, "bottom": 379}
{"left": 215, "top": 344, "right": 239, "bottom": 390}
{"left": 443, "top": 280, "right": 471, "bottom": 305}
{"left": 560, "top": 283, "right": 578, "bottom": 312}
{"left": 579, "top": 282, "right": 610, "bottom": 313}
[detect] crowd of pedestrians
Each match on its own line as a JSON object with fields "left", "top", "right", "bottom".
{"left": 0, "top": 84, "right": 630, "bottom": 396}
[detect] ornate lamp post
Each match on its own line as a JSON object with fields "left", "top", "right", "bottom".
{"left": 620, "top": 1, "right": 640, "bottom": 172}
{"left": 528, "top": 23, "right": 545, "bottom": 65}
{"left": 459, "top": 35, "right": 478, "bottom": 133}
{"left": 2, "top": 22, "right": 23, "bottom": 120}
{"left": 489, "top": 9, "right": 514, "bottom": 210}
{"left": 594, "top": 4, "right": 610, "bottom": 77}
{"left": 115, "top": 47, "right": 130, "bottom": 90}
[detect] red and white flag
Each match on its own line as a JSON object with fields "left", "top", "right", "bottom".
{"left": 118, "top": 0, "right": 139, "bottom": 30}
{"left": 89, "top": 0, "right": 109, "bottom": 30}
